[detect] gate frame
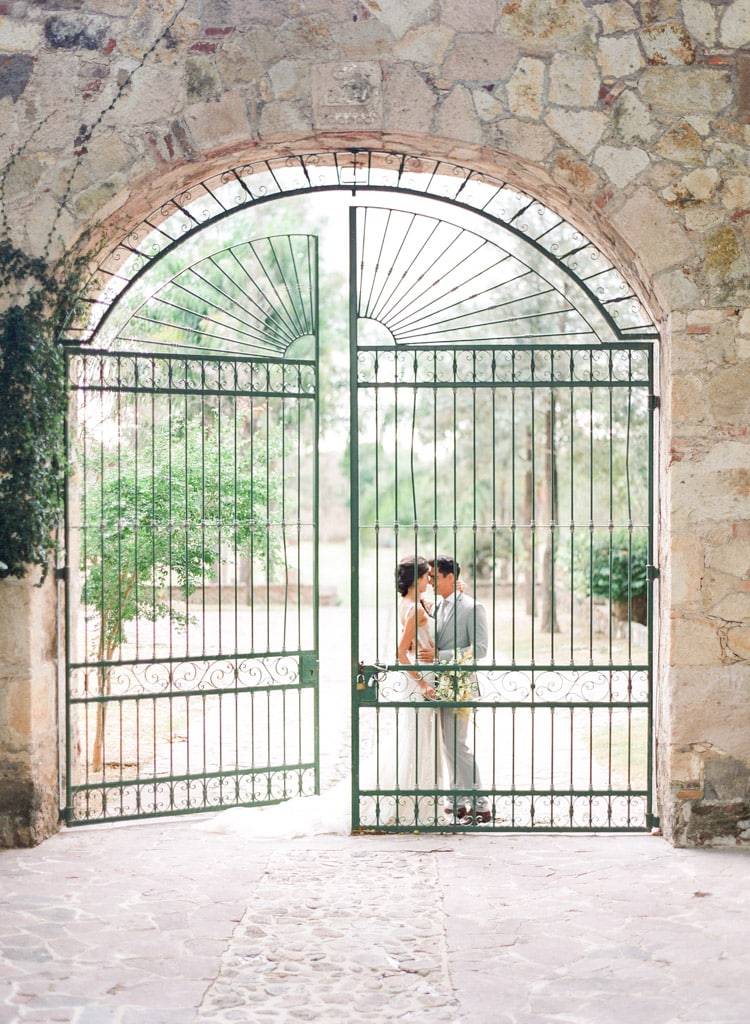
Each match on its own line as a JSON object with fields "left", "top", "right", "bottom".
{"left": 63, "top": 148, "right": 660, "bottom": 831}
{"left": 62, "top": 239, "right": 322, "bottom": 824}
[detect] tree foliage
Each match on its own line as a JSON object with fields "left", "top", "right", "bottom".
{"left": 81, "top": 409, "right": 281, "bottom": 661}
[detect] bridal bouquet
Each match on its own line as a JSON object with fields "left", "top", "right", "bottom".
{"left": 433, "top": 646, "right": 478, "bottom": 704}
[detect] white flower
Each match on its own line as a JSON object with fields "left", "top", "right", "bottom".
{"left": 433, "top": 646, "right": 478, "bottom": 704}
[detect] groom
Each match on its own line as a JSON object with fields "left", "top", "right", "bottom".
{"left": 429, "top": 556, "right": 491, "bottom": 825}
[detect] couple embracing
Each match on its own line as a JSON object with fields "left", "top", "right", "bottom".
{"left": 396, "top": 554, "right": 491, "bottom": 825}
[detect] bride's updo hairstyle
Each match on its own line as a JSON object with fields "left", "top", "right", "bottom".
{"left": 396, "top": 555, "right": 430, "bottom": 596}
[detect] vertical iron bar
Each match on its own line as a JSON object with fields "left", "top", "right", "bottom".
{"left": 200, "top": 361, "right": 208, "bottom": 658}
{"left": 647, "top": 348, "right": 656, "bottom": 826}
{"left": 312, "top": 234, "right": 320, "bottom": 798}
{"left": 349, "top": 204, "right": 361, "bottom": 829}
{"left": 568, "top": 360, "right": 575, "bottom": 666}
{"left": 529, "top": 352, "right": 536, "bottom": 667}
{"left": 510, "top": 353, "right": 517, "bottom": 664}
{"left": 63, "top": 352, "right": 74, "bottom": 821}
{"left": 587, "top": 362, "right": 595, "bottom": 665}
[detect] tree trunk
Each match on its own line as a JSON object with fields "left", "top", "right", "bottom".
{"left": 522, "top": 427, "right": 534, "bottom": 616}
{"left": 539, "top": 403, "right": 560, "bottom": 634}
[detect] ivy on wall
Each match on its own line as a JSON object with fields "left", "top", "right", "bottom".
{"left": 0, "top": 241, "right": 78, "bottom": 582}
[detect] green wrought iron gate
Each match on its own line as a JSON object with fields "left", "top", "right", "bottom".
{"left": 349, "top": 201, "right": 656, "bottom": 832}
{"left": 64, "top": 234, "right": 319, "bottom": 823}
{"left": 63, "top": 151, "right": 658, "bottom": 831}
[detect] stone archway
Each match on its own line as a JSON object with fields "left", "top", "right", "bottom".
{"left": 2, "top": 1, "right": 749, "bottom": 849}
{"left": 57, "top": 144, "right": 663, "bottom": 831}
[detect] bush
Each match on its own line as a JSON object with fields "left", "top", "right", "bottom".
{"left": 587, "top": 529, "right": 648, "bottom": 602}
{"left": 573, "top": 528, "right": 649, "bottom": 624}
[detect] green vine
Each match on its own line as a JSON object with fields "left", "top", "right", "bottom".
{"left": 0, "top": 243, "right": 85, "bottom": 583}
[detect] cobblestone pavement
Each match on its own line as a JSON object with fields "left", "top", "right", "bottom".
{"left": 2, "top": 817, "right": 750, "bottom": 1023}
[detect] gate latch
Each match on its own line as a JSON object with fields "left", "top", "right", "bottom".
{"left": 356, "top": 661, "right": 384, "bottom": 702}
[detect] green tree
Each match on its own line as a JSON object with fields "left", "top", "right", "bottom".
{"left": 81, "top": 407, "right": 280, "bottom": 769}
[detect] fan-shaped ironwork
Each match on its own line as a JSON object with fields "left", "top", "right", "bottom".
{"left": 355, "top": 205, "right": 602, "bottom": 346}
{"left": 94, "top": 234, "right": 317, "bottom": 358}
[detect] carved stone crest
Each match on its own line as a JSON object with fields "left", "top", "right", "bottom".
{"left": 312, "top": 61, "right": 383, "bottom": 129}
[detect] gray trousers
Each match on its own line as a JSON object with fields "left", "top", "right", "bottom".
{"left": 440, "top": 707, "right": 484, "bottom": 801}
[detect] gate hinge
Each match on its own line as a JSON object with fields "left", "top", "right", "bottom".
{"left": 646, "top": 564, "right": 660, "bottom": 581}
{"left": 55, "top": 566, "right": 68, "bottom": 582}
{"left": 648, "top": 394, "right": 661, "bottom": 411}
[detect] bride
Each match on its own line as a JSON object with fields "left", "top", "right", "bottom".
{"left": 198, "top": 555, "right": 447, "bottom": 838}
{"left": 363, "top": 554, "right": 445, "bottom": 826}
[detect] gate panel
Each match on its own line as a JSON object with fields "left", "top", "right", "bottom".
{"left": 350, "top": 204, "right": 655, "bottom": 832}
{"left": 65, "top": 348, "right": 318, "bottom": 823}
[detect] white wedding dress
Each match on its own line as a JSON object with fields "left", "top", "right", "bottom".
{"left": 357, "top": 601, "right": 444, "bottom": 827}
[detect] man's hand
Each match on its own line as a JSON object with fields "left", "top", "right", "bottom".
{"left": 418, "top": 643, "right": 436, "bottom": 663}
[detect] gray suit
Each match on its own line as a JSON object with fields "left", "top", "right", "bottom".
{"left": 435, "top": 591, "right": 488, "bottom": 804}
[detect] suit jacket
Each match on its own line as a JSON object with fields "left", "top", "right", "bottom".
{"left": 435, "top": 591, "right": 488, "bottom": 664}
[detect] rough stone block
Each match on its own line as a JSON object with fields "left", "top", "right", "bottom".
{"left": 670, "top": 615, "right": 720, "bottom": 667}
{"left": 0, "top": 53, "right": 34, "bottom": 101}
{"left": 44, "top": 14, "right": 110, "bottom": 51}
{"left": 436, "top": 85, "right": 483, "bottom": 143}
{"left": 472, "top": 85, "right": 505, "bottom": 123}
{"left": 597, "top": 35, "right": 642, "bottom": 79}
{"left": 549, "top": 54, "right": 599, "bottom": 107}
{"left": 545, "top": 108, "right": 607, "bottom": 155}
{"left": 739, "top": 50, "right": 750, "bottom": 123}
{"left": 653, "top": 120, "right": 705, "bottom": 164}
{"left": 393, "top": 24, "right": 453, "bottom": 67}
{"left": 185, "top": 90, "right": 253, "bottom": 149}
{"left": 441, "top": 32, "right": 517, "bottom": 82}
{"left": 594, "top": 1, "right": 640, "bottom": 34}
{"left": 362, "top": 0, "right": 433, "bottom": 37}
{"left": 706, "top": 364, "right": 750, "bottom": 425}
{"left": 506, "top": 57, "right": 545, "bottom": 119}
{"left": 489, "top": 119, "right": 556, "bottom": 164}
{"left": 662, "top": 166, "right": 720, "bottom": 205}
{"left": 500, "top": 0, "right": 595, "bottom": 54}
{"left": 594, "top": 143, "right": 649, "bottom": 187}
{"left": 682, "top": 0, "right": 718, "bottom": 47}
{"left": 725, "top": 623, "right": 750, "bottom": 661}
{"left": 668, "top": 664, "right": 750, "bottom": 762}
{"left": 0, "top": 16, "right": 43, "bottom": 52}
{"left": 611, "top": 89, "right": 657, "bottom": 144}
{"left": 439, "top": 0, "right": 496, "bottom": 32}
{"left": 382, "top": 63, "right": 435, "bottom": 132}
{"left": 720, "top": 0, "right": 750, "bottom": 48}
{"left": 641, "top": 22, "right": 697, "bottom": 66}
{"left": 612, "top": 189, "right": 694, "bottom": 273}
{"left": 639, "top": 67, "right": 733, "bottom": 114}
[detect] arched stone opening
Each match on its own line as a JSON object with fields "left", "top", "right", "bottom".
{"left": 51, "top": 139, "right": 663, "bottom": 835}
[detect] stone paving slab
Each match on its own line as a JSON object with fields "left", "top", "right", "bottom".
{"left": 1, "top": 819, "right": 750, "bottom": 1023}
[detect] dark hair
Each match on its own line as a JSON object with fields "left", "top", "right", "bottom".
{"left": 396, "top": 555, "right": 430, "bottom": 596}
{"left": 432, "top": 555, "right": 460, "bottom": 579}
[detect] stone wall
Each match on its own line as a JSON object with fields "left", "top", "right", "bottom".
{"left": 0, "top": 573, "right": 59, "bottom": 847}
{"left": 1, "top": 0, "right": 749, "bottom": 845}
